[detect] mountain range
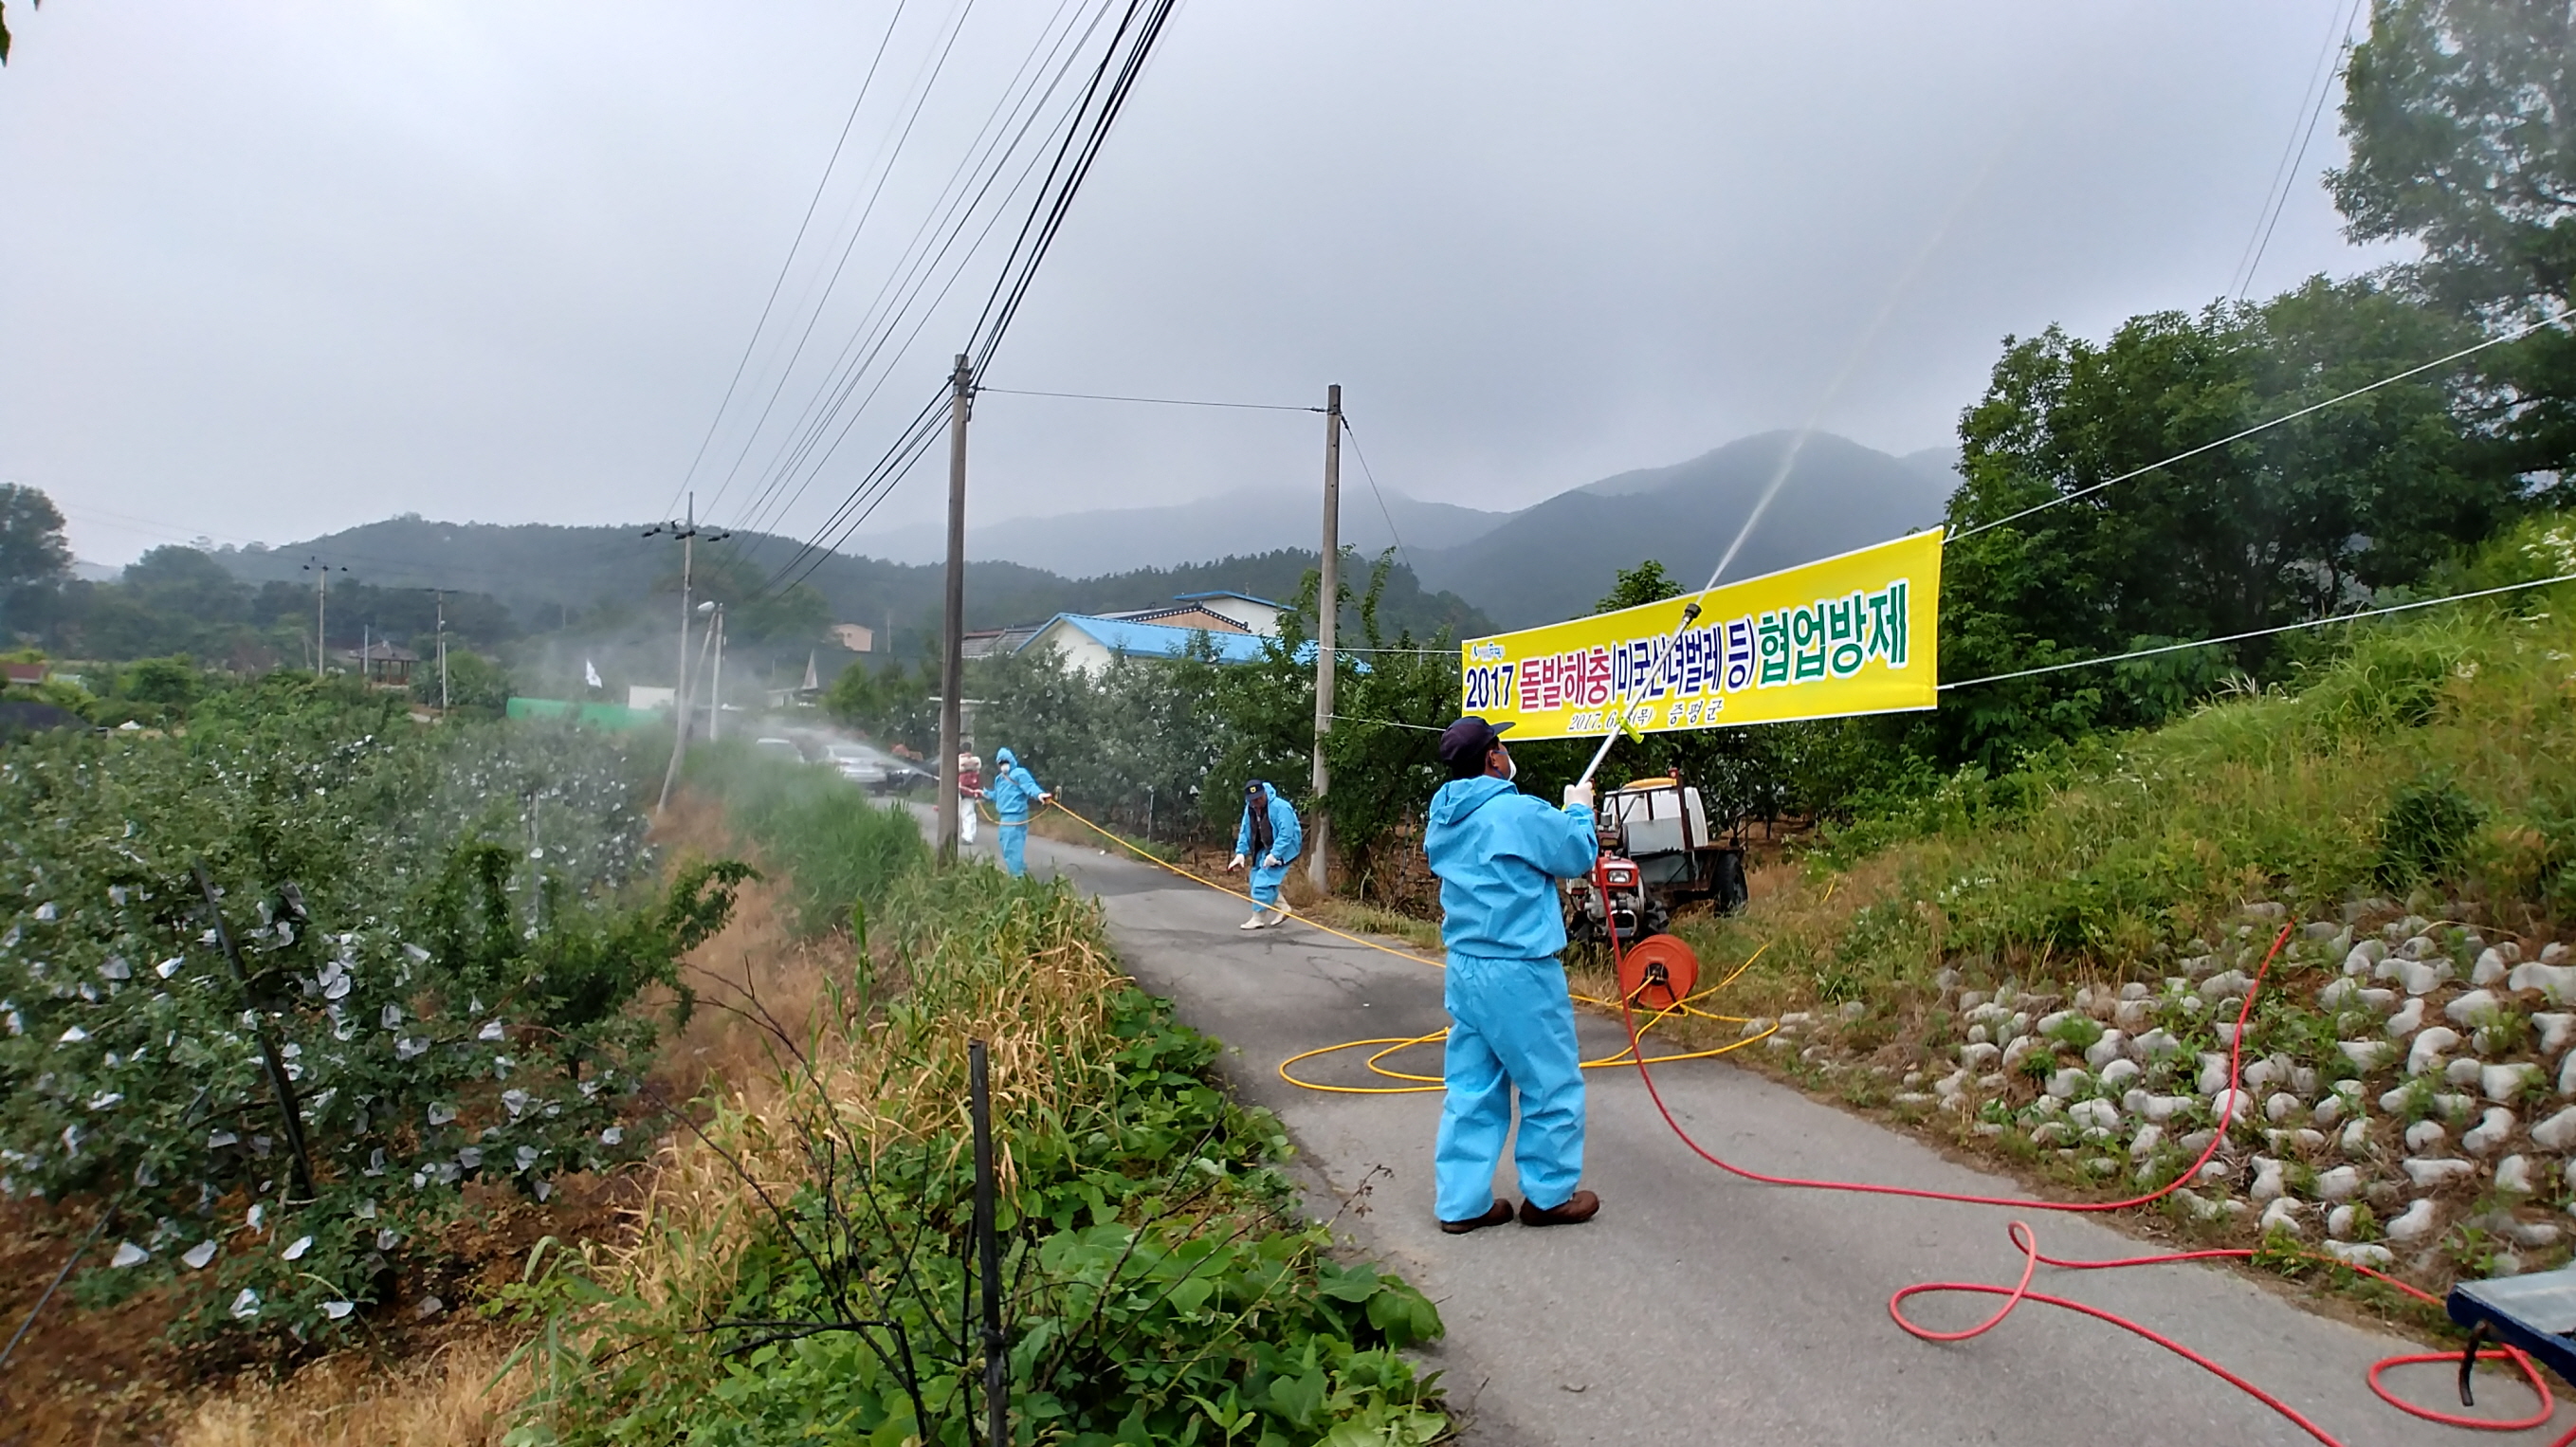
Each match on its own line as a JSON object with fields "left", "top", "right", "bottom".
{"left": 872, "top": 430, "right": 1960, "bottom": 629}
{"left": 199, "top": 430, "right": 1961, "bottom": 650}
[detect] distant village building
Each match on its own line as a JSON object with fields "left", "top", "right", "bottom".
{"left": 962, "top": 593, "right": 1292, "bottom": 671}
{"left": 1002, "top": 592, "right": 1299, "bottom": 679}
{"left": 828, "top": 622, "right": 874, "bottom": 653}
{"left": 1, "top": 661, "right": 49, "bottom": 687}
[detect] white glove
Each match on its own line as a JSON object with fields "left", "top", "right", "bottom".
{"left": 1229, "top": 853, "right": 1247, "bottom": 871}
{"left": 1263, "top": 853, "right": 1280, "bottom": 869}
{"left": 1564, "top": 782, "right": 1595, "bottom": 812}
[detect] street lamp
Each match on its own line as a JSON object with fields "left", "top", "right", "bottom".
{"left": 697, "top": 599, "right": 726, "bottom": 743}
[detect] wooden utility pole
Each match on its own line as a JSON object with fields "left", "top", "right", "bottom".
{"left": 1308, "top": 384, "right": 1342, "bottom": 895}
{"left": 652, "top": 495, "right": 722, "bottom": 814}
{"left": 937, "top": 355, "right": 974, "bottom": 865}
{"left": 434, "top": 591, "right": 449, "bottom": 710}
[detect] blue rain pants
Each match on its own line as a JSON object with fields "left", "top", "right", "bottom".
{"left": 997, "top": 823, "right": 1029, "bottom": 878}
{"left": 1234, "top": 782, "right": 1302, "bottom": 907}
{"left": 1434, "top": 949, "right": 1585, "bottom": 1220}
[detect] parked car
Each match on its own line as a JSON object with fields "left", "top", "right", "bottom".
{"left": 825, "top": 741, "right": 927, "bottom": 795}
{"left": 753, "top": 737, "right": 804, "bottom": 762}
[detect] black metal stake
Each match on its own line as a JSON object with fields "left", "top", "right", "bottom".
{"left": 194, "top": 861, "right": 317, "bottom": 1200}
{"left": 970, "top": 1039, "right": 1007, "bottom": 1447}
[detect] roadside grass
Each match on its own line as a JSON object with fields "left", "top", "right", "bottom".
{"left": 529, "top": 751, "right": 1451, "bottom": 1445}
{"left": 682, "top": 740, "right": 927, "bottom": 934}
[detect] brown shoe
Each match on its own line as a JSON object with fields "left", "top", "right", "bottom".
{"left": 1517, "top": 1190, "right": 1599, "bottom": 1227}
{"left": 1438, "top": 1200, "right": 1515, "bottom": 1235}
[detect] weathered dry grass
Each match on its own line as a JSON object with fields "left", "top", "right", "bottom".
{"left": 609, "top": 859, "right": 1130, "bottom": 1342}
{"left": 175, "top": 1338, "right": 532, "bottom": 1447}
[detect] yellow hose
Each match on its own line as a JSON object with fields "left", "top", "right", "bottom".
{"left": 1036, "top": 798, "right": 1777, "bottom": 1094}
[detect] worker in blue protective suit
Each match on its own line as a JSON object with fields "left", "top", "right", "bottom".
{"left": 1226, "top": 779, "right": 1303, "bottom": 930}
{"left": 986, "top": 746, "right": 1051, "bottom": 878}
{"left": 1423, "top": 715, "right": 1601, "bottom": 1234}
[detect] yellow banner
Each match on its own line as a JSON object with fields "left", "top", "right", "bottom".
{"left": 1458, "top": 528, "right": 1943, "bottom": 740}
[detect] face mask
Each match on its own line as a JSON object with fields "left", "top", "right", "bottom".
{"left": 1501, "top": 750, "right": 1517, "bottom": 782}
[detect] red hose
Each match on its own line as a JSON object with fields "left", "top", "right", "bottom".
{"left": 1593, "top": 874, "right": 2571, "bottom": 1442}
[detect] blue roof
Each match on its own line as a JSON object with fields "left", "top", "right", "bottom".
{"left": 1014, "top": 613, "right": 1309, "bottom": 667}
{"left": 1171, "top": 590, "right": 1288, "bottom": 610}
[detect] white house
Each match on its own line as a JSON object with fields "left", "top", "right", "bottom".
{"left": 1168, "top": 591, "right": 1286, "bottom": 636}
{"left": 1014, "top": 613, "right": 1292, "bottom": 679}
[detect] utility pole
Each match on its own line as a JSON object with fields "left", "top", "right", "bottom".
{"left": 434, "top": 591, "right": 449, "bottom": 710}
{"left": 937, "top": 354, "right": 974, "bottom": 866}
{"left": 302, "top": 558, "right": 346, "bottom": 680}
{"left": 650, "top": 495, "right": 723, "bottom": 813}
{"left": 1308, "top": 384, "right": 1342, "bottom": 896}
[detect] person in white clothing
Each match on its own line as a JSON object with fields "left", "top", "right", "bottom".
{"left": 956, "top": 753, "right": 984, "bottom": 846}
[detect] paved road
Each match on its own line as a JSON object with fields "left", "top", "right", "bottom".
{"left": 969, "top": 816, "right": 2559, "bottom": 1443}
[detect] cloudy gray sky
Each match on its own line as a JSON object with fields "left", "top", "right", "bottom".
{"left": 3, "top": 1, "right": 2401, "bottom": 570}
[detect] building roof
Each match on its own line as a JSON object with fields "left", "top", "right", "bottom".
{"left": 1014, "top": 613, "right": 1306, "bottom": 667}
{"left": 350, "top": 641, "right": 419, "bottom": 663}
{"left": 1172, "top": 590, "right": 1288, "bottom": 610}
{"left": 1102, "top": 603, "right": 1250, "bottom": 632}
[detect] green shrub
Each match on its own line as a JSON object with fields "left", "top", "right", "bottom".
{"left": 2375, "top": 774, "right": 2483, "bottom": 888}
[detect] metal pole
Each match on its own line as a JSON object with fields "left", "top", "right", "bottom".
{"left": 708, "top": 606, "right": 724, "bottom": 742}
{"left": 938, "top": 356, "right": 973, "bottom": 865}
{"left": 315, "top": 565, "right": 327, "bottom": 679}
{"left": 436, "top": 592, "right": 449, "bottom": 710}
{"left": 1307, "top": 384, "right": 1342, "bottom": 895}
{"left": 970, "top": 1040, "right": 1007, "bottom": 1447}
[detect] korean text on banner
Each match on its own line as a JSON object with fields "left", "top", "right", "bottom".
{"left": 1457, "top": 528, "right": 1943, "bottom": 741}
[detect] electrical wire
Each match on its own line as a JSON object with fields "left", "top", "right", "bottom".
{"left": 977, "top": 385, "right": 1319, "bottom": 412}
{"left": 2230, "top": 0, "right": 2365, "bottom": 302}
{"left": 724, "top": 0, "right": 1115, "bottom": 553}
{"left": 664, "top": 0, "right": 918, "bottom": 524}
{"left": 747, "top": 0, "right": 1179, "bottom": 600}
{"left": 1950, "top": 311, "right": 2567, "bottom": 542}
{"left": 1938, "top": 568, "right": 2576, "bottom": 691}
{"left": 1336, "top": 413, "right": 1415, "bottom": 578}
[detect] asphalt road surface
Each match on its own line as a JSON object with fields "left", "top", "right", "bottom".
{"left": 954, "top": 814, "right": 2562, "bottom": 1444}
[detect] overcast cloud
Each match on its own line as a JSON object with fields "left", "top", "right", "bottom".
{"left": 1, "top": 1, "right": 2402, "bottom": 570}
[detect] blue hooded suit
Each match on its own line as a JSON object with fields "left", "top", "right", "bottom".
{"left": 1422, "top": 774, "right": 1598, "bottom": 1220}
{"left": 1233, "top": 781, "right": 1303, "bottom": 907}
{"left": 988, "top": 747, "right": 1047, "bottom": 877}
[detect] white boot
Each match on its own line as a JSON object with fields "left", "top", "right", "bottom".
{"left": 1239, "top": 911, "right": 1267, "bottom": 930}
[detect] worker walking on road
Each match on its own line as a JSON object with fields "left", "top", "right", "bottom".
{"left": 1226, "top": 779, "right": 1302, "bottom": 929}
{"left": 1424, "top": 716, "right": 1601, "bottom": 1234}
{"left": 987, "top": 746, "right": 1051, "bottom": 878}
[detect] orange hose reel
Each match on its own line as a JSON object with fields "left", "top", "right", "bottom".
{"left": 1614, "top": 931, "right": 1699, "bottom": 1011}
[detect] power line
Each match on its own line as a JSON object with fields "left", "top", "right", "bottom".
{"left": 703, "top": 0, "right": 991, "bottom": 524}
{"left": 662, "top": 0, "right": 917, "bottom": 524}
{"left": 751, "top": 0, "right": 1178, "bottom": 598}
{"left": 727, "top": 1, "right": 1118, "bottom": 547}
{"left": 1951, "top": 310, "right": 2568, "bottom": 541}
{"left": 1326, "top": 712, "right": 1445, "bottom": 733}
{"left": 977, "top": 385, "right": 1319, "bottom": 412}
{"left": 1937, "top": 570, "right": 2576, "bottom": 691}
{"left": 2231, "top": 0, "right": 2363, "bottom": 302}
{"left": 1335, "top": 413, "right": 1415, "bottom": 577}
